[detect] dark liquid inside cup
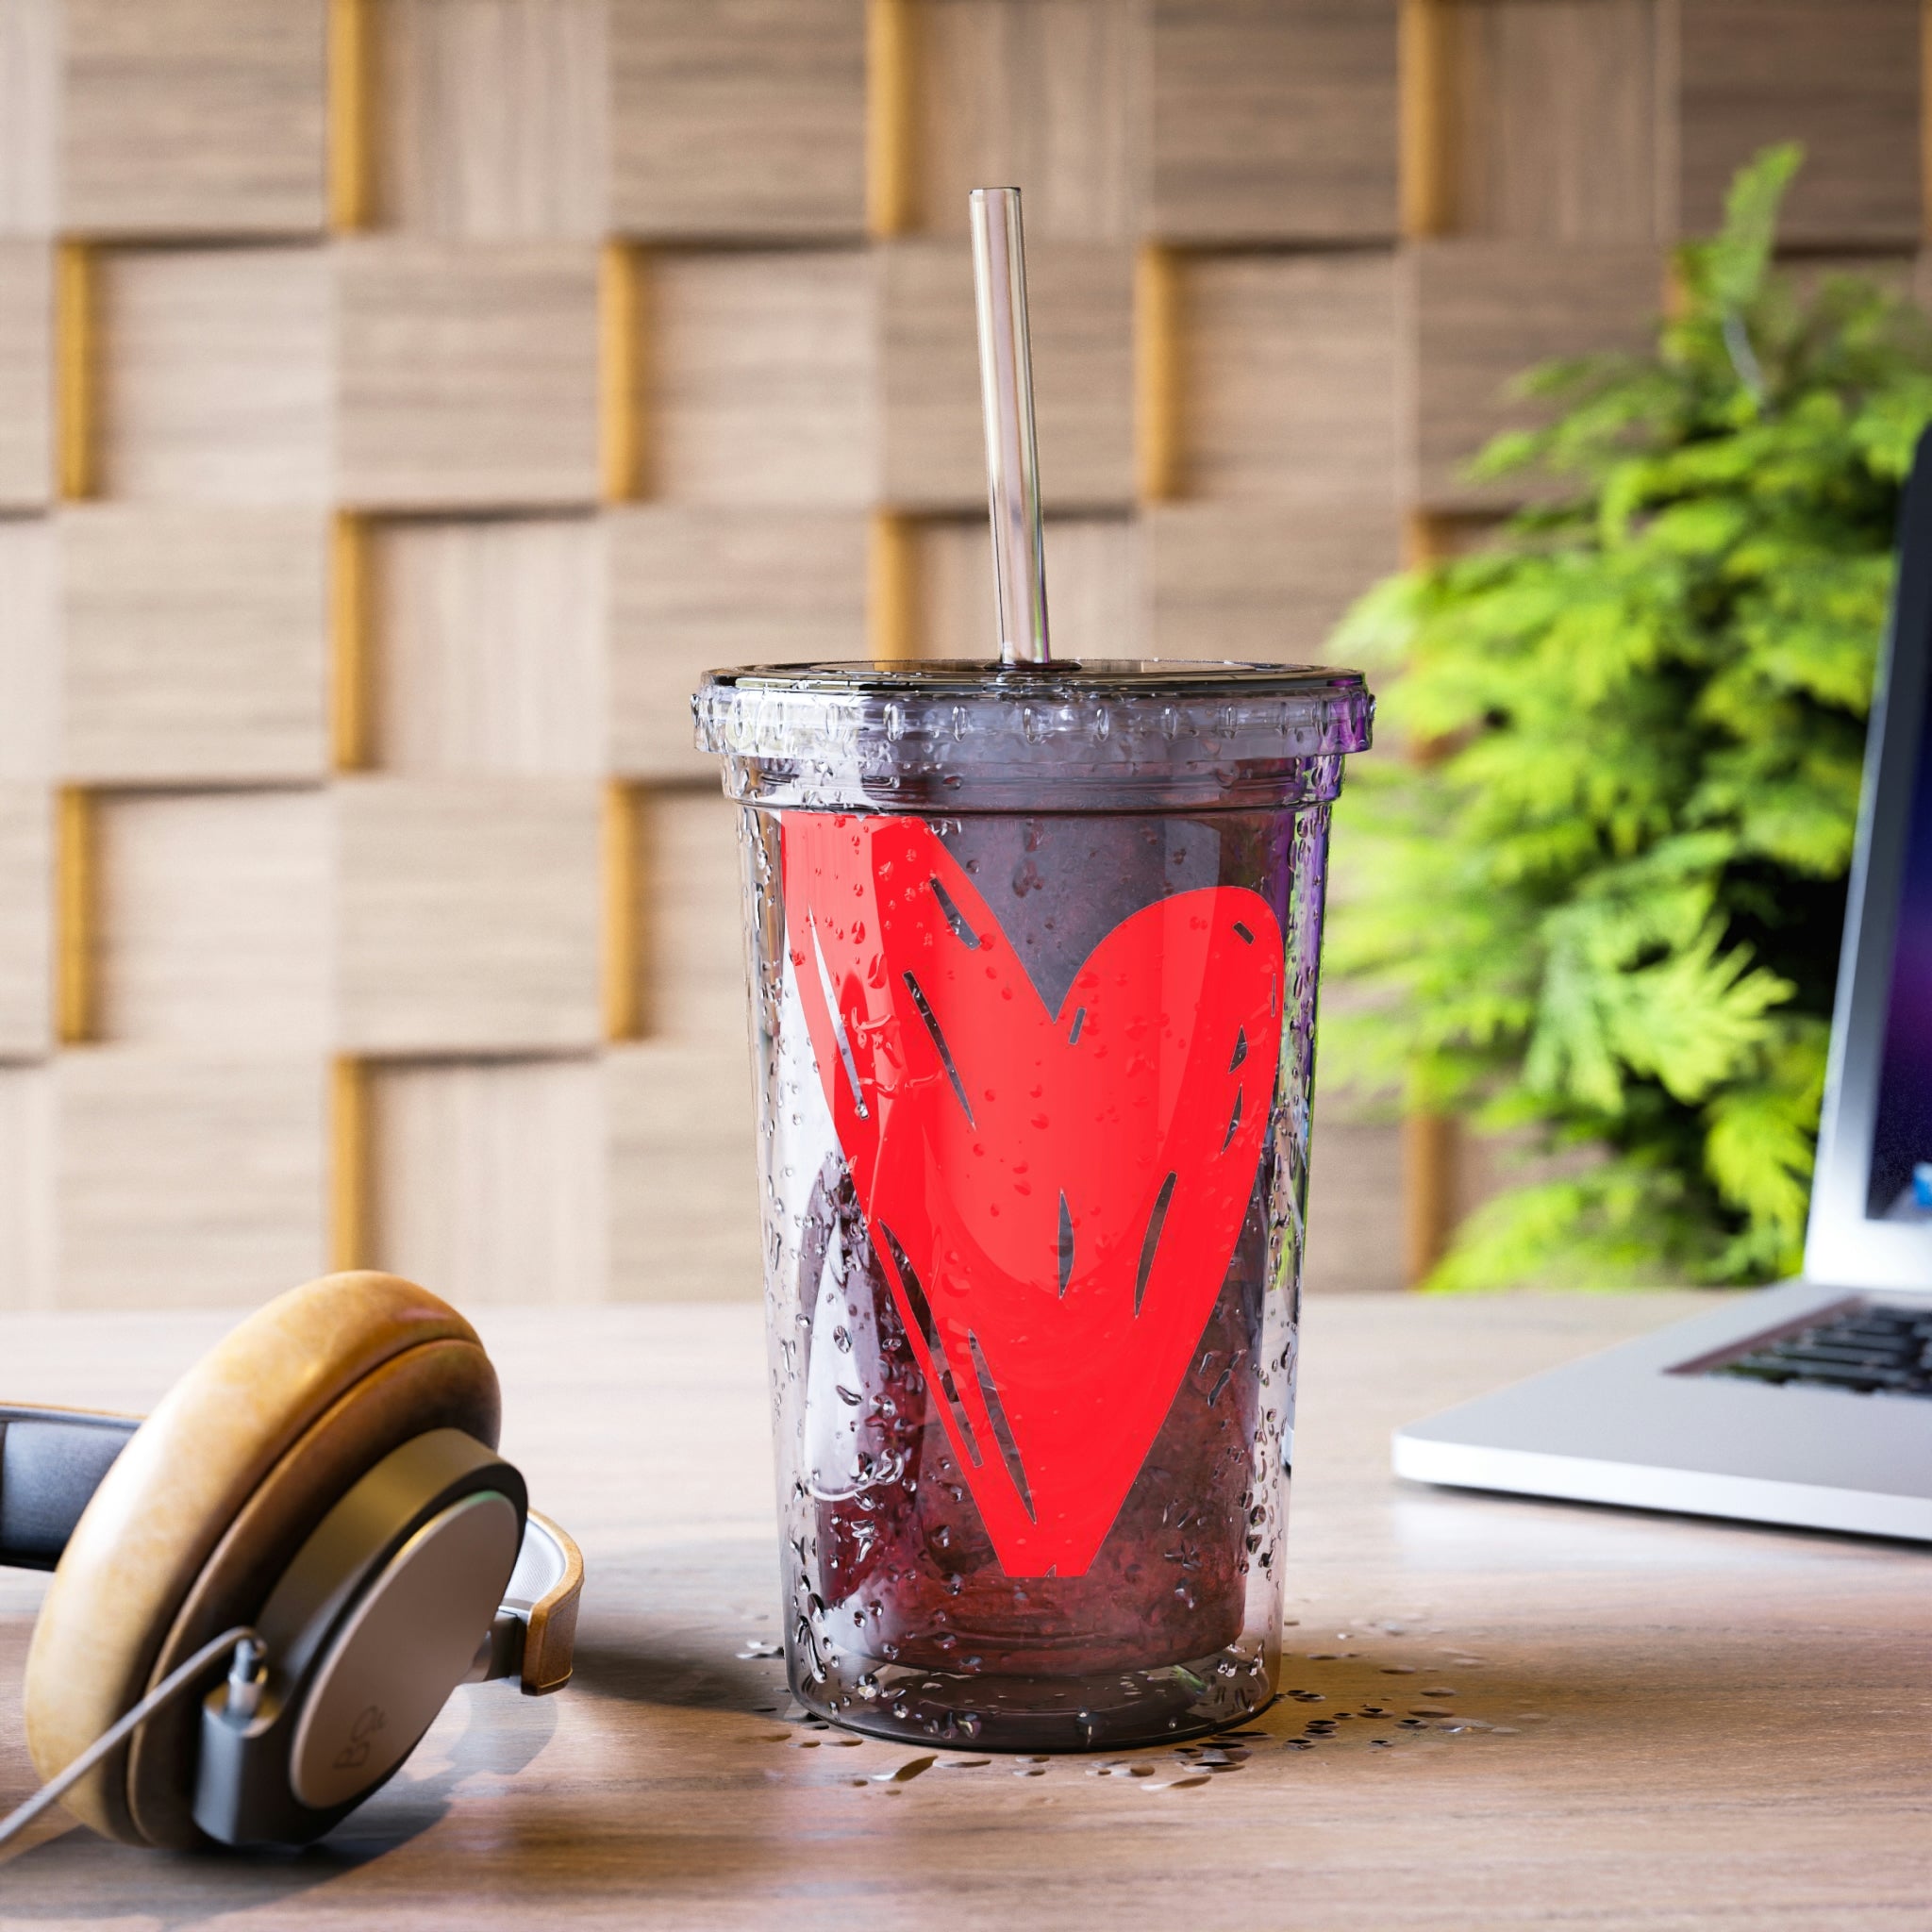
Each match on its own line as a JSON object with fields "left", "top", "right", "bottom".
{"left": 789, "top": 809, "right": 1298, "bottom": 1698}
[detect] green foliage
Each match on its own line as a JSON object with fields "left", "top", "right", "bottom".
{"left": 1325, "top": 147, "right": 1932, "bottom": 1289}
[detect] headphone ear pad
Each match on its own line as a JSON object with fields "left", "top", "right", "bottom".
{"left": 24, "top": 1272, "right": 500, "bottom": 1850}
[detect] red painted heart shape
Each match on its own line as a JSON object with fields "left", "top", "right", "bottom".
{"left": 784, "top": 812, "right": 1283, "bottom": 1579}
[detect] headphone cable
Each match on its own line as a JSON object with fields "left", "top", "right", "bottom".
{"left": 0, "top": 1625, "right": 262, "bottom": 1854}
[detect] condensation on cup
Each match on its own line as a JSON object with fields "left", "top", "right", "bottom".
{"left": 695, "top": 659, "right": 1373, "bottom": 1751}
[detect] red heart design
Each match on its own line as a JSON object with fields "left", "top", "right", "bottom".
{"left": 784, "top": 812, "right": 1284, "bottom": 1579}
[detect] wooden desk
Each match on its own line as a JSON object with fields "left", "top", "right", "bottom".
{"left": 2, "top": 1292, "right": 1927, "bottom": 1927}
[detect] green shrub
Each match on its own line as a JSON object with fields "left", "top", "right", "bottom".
{"left": 1326, "top": 147, "right": 1932, "bottom": 1289}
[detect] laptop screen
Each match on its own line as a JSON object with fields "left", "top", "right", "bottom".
{"left": 1868, "top": 663, "right": 1932, "bottom": 1220}
{"left": 1807, "top": 424, "right": 1932, "bottom": 1283}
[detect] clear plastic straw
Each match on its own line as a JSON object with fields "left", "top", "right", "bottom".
{"left": 969, "top": 187, "right": 1051, "bottom": 665}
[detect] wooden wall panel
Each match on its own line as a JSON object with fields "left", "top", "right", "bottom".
{"left": 59, "top": 507, "right": 330, "bottom": 783}
{"left": 1059, "top": 519, "right": 1142, "bottom": 658}
{"left": 1441, "top": 0, "right": 1661, "bottom": 244}
{"left": 1301, "top": 1108, "right": 1405, "bottom": 1295}
{"left": 910, "top": 0, "right": 1142, "bottom": 242}
{"left": 372, "top": 0, "right": 608, "bottom": 239}
{"left": 607, "top": 1040, "right": 760, "bottom": 1300}
{"left": 54, "top": 1049, "right": 327, "bottom": 1307}
{"left": 371, "top": 1055, "right": 608, "bottom": 1301}
{"left": 335, "top": 776, "right": 603, "bottom": 1053}
{"left": 58, "top": 0, "right": 328, "bottom": 236}
{"left": 880, "top": 239, "right": 1134, "bottom": 509}
{"left": 95, "top": 246, "right": 333, "bottom": 504}
{"left": 908, "top": 516, "right": 991, "bottom": 662}
{"left": 1404, "top": 241, "right": 1659, "bottom": 509}
{"left": 648, "top": 249, "right": 875, "bottom": 507}
{"left": 93, "top": 790, "right": 332, "bottom": 1049}
{"left": 1150, "top": 0, "right": 1400, "bottom": 241}
{"left": 0, "top": 515, "right": 56, "bottom": 780}
{"left": 644, "top": 789, "right": 748, "bottom": 1045}
{"left": 608, "top": 508, "right": 868, "bottom": 779}
{"left": 5, "top": 0, "right": 1919, "bottom": 1306}
{"left": 0, "top": 240, "right": 51, "bottom": 506}
{"left": 1147, "top": 504, "right": 1402, "bottom": 662}
{"left": 372, "top": 513, "right": 605, "bottom": 775}
{"left": 0, "top": 1065, "right": 53, "bottom": 1307}
{"left": 0, "top": 0, "right": 58, "bottom": 236}
{"left": 608, "top": 0, "right": 867, "bottom": 239}
{"left": 1180, "top": 252, "right": 1401, "bottom": 508}
{"left": 336, "top": 240, "right": 602, "bottom": 508}
{"left": 916, "top": 514, "right": 1142, "bottom": 660}
{"left": 0, "top": 785, "right": 52, "bottom": 1058}
{"left": 1675, "top": 0, "right": 1921, "bottom": 246}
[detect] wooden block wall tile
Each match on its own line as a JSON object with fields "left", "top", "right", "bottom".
{"left": 1675, "top": 0, "right": 1921, "bottom": 247}
{"left": 880, "top": 238, "right": 1133, "bottom": 509}
{"left": 372, "top": 0, "right": 608, "bottom": 238}
{"left": 0, "top": 515, "right": 56, "bottom": 780}
{"left": 608, "top": 508, "right": 867, "bottom": 779}
{"left": 1441, "top": 0, "right": 1660, "bottom": 244}
{"left": 1404, "top": 241, "right": 1657, "bottom": 509}
{"left": 1147, "top": 503, "right": 1401, "bottom": 661}
{"left": 0, "top": 0, "right": 58, "bottom": 236}
{"left": 0, "top": 786, "right": 52, "bottom": 1058}
{"left": 650, "top": 249, "right": 875, "bottom": 507}
{"left": 370, "top": 1056, "right": 608, "bottom": 1302}
{"left": 1401, "top": 1108, "right": 1459, "bottom": 1285}
{"left": 335, "top": 776, "right": 603, "bottom": 1053}
{"left": 915, "top": 514, "right": 1142, "bottom": 660}
{"left": 644, "top": 790, "right": 748, "bottom": 1046}
{"left": 54, "top": 1049, "right": 327, "bottom": 1307}
{"left": 608, "top": 0, "right": 867, "bottom": 239}
{"left": 1058, "top": 518, "right": 1142, "bottom": 657}
{"left": 911, "top": 0, "right": 1143, "bottom": 242}
{"left": 908, "top": 516, "right": 989, "bottom": 661}
{"left": 1301, "top": 1108, "right": 1404, "bottom": 1293}
{"left": 1150, "top": 0, "right": 1400, "bottom": 242}
{"left": 602, "top": 776, "right": 645, "bottom": 1041}
{"left": 0, "top": 1065, "right": 53, "bottom": 1307}
{"left": 331, "top": 511, "right": 375, "bottom": 772}
{"left": 1180, "top": 252, "right": 1400, "bottom": 508}
{"left": 607, "top": 1040, "right": 760, "bottom": 1300}
{"left": 868, "top": 508, "right": 919, "bottom": 657}
{"left": 599, "top": 239, "right": 644, "bottom": 499}
{"left": 0, "top": 240, "right": 51, "bottom": 506}
{"left": 336, "top": 240, "right": 601, "bottom": 508}
{"left": 60, "top": 0, "right": 328, "bottom": 236}
{"left": 95, "top": 246, "right": 333, "bottom": 504}
{"left": 52, "top": 784, "right": 91, "bottom": 1047}
{"left": 371, "top": 513, "right": 605, "bottom": 775}
{"left": 93, "top": 790, "right": 332, "bottom": 1049}
{"left": 58, "top": 507, "right": 330, "bottom": 783}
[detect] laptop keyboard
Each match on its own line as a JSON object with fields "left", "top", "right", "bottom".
{"left": 1712, "top": 1302, "right": 1932, "bottom": 1397}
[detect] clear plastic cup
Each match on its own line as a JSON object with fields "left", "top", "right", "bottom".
{"left": 695, "top": 659, "right": 1372, "bottom": 1751}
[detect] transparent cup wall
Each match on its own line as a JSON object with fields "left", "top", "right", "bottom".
{"left": 701, "top": 662, "right": 1368, "bottom": 1752}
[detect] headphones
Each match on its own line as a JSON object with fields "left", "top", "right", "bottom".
{"left": 1, "top": 1272, "right": 582, "bottom": 1852}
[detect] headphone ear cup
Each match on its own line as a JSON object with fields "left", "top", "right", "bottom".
{"left": 24, "top": 1273, "right": 499, "bottom": 1850}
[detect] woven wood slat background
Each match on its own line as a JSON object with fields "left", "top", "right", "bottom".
{"left": 0, "top": 0, "right": 1922, "bottom": 1307}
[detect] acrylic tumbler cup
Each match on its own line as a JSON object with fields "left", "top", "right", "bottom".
{"left": 695, "top": 659, "right": 1372, "bottom": 1751}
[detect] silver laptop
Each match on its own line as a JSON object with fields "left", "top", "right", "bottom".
{"left": 1392, "top": 430, "right": 1932, "bottom": 1543}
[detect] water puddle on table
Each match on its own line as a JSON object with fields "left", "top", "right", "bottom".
{"left": 731, "top": 1620, "right": 1544, "bottom": 1798}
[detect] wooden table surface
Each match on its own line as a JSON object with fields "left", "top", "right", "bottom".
{"left": 1, "top": 1291, "right": 1927, "bottom": 1930}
